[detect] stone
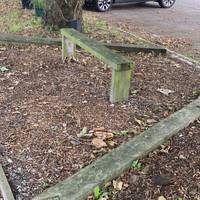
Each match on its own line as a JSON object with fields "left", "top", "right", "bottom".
{"left": 152, "top": 175, "right": 173, "bottom": 186}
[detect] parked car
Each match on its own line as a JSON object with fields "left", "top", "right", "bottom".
{"left": 85, "top": 0, "right": 176, "bottom": 12}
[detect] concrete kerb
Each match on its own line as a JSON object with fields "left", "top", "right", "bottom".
{"left": 0, "top": 165, "right": 15, "bottom": 200}
{"left": 116, "top": 28, "right": 200, "bottom": 69}
{"left": 33, "top": 96, "right": 200, "bottom": 200}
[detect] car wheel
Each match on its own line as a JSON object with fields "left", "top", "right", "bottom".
{"left": 95, "top": 0, "right": 112, "bottom": 12}
{"left": 158, "top": 0, "right": 176, "bottom": 8}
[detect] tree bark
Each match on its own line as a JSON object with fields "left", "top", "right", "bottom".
{"left": 44, "top": 0, "right": 84, "bottom": 29}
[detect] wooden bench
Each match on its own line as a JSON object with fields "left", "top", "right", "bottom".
{"left": 61, "top": 28, "right": 134, "bottom": 103}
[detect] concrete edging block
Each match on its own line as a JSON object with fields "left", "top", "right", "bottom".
{"left": 0, "top": 165, "right": 15, "bottom": 200}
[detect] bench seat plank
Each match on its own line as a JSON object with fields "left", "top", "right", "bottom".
{"left": 61, "top": 28, "right": 133, "bottom": 71}
{"left": 61, "top": 28, "right": 135, "bottom": 103}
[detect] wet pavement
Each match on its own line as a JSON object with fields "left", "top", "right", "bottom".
{"left": 98, "top": 0, "right": 200, "bottom": 50}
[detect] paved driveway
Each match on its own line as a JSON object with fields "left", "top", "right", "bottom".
{"left": 98, "top": 0, "right": 200, "bottom": 50}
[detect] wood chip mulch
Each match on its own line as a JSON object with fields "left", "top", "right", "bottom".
{"left": 116, "top": 121, "right": 200, "bottom": 200}
{"left": 0, "top": 43, "right": 199, "bottom": 200}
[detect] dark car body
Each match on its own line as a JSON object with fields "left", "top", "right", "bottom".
{"left": 85, "top": 0, "right": 176, "bottom": 11}
{"left": 86, "top": 0, "right": 150, "bottom": 3}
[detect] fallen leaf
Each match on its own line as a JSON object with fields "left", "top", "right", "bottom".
{"left": 93, "top": 127, "right": 105, "bottom": 132}
{"left": 131, "top": 90, "right": 139, "bottom": 95}
{"left": 0, "top": 47, "right": 6, "bottom": 51}
{"left": 158, "top": 196, "right": 167, "bottom": 200}
{"left": 135, "top": 118, "right": 143, "bottom": 126}
{"left": 92, "top": 138, "right": 107, "bottom": 148}
{"left": 77, "top": 127, "right": 92, "bottom": 138}
{"left": 113, "top": 180, "right": 123, "bottom": 191}
{"left": 123, "top": 183, "right": 129, "bottom": 188}
{"left": 99, "top": 198, "right": 109, "bottom": 200}
{"left": 0, "top": 66, "right": 9, "bottom": 72}
{"left": 94, "top": 131, "right": 114, "bottom": 140}
{"left": 147, "top": 119, "right": 157, "bottom": 124}
{"left": 157, "top": 88, "right": 174, "bottom": 96}
{"left": 179, "top": 154, "right": 187, "bottom": 159}
{"left": 134, "top": 72, "right": 144, "bottom": 78}
{"left": 163, "top": 111, "right": 169, "bottom": 117}
{"left": 107, "top": 140, "right": 117, "bottom": 146}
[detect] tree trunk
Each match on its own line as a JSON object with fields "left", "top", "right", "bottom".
{"left": 44, "top": 0, "right": 84, "bottom": 29}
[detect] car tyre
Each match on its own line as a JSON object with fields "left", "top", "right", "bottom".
{"left": 158, "top": 0, "right": 176, "bottom": 8}
{"left": 95, "top": 0, "right": 112, "bottom": 12}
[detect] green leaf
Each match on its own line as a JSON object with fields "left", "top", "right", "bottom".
{"left": 93, "top": 186, "right": 101, "bottom": 199}
{"left": 0, "top": 66, "right": 9, "bottom": 72}
{"left": 131, "top": 160, "right": 142, "bottom": 170}
{"left": 176, "top": 197, "right": 183, "bottom": 200}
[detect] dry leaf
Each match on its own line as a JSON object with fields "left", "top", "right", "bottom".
{"left": 158, "top": 196, "right": 167, "bottom": 200}
{"left": 93, "top": 127, "right": 105, "bottom": 132}
{"left": 124, "top": 183, "right": 129, "bottom": 188}
{"left": 147, "top": 119, "right": 157, "bottom": 124}
{"left": 107, "top": 140, "right": 117, "bottom": 146}
{"left": 99, "top": 197, "right": 109, "bottom": 200}
{"left": 157, "top": 88, "right": 174, "bottom": 96}
{"left": 163, "top": 111, "right": 169, "bottom": 117}
{"left": 113, "top": 180, "right": 123, "bottom": 191}
{"left": 94, "top": 131, "right": 114, "bottom": 140}
{"left": 135, "top": 118, "right": 143, "bottom": 126}
{"left": 134, "top": 72, "right": 144, "bottom": 78}
{"left": 92, "top": 138, "right": 107, "bottom": 148}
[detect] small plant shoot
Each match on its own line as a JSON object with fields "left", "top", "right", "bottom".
{"left": 93, "top": 186, "right": 101, "bottom": 199}
{"left": 131, "top": 160, "right": 142, "bottom": 170}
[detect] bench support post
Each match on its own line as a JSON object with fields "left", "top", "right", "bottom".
{"left": 110, "top": 68, "right": 132, "bottom": 103}
{"left": 62, "top": 35, "right": 75, "bottom": 62}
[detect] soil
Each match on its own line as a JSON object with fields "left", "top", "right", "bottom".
{"left": 0, "top": 42, "right": 200, "bottom": 200}
{"left": 0, "top": 1, "right": 200, "bottom": 200}
{"left": 116, "top": 121, "right": 200, "bottom": 200}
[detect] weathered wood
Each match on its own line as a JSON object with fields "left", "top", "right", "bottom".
{"left": 104, "top": 43, "right": 167, "bottom": 54}
{"left": 0, "top": 165, "right": 15, "bottom": 200}
{"left": 0, "top": 32, "right": 61, "bottom": 46}
{"left": 61, "top": 28, "right": 133, "bottom": 71}
{"left": 33, "top": 97, "right": 200, "bottom": 200}
{"left": 61, "top": 28, "right": 134, "bottom": 103}
{"left": 110, "top": 68, "right": 132, "bottom": 103}
{"left": 62, "top": 36, "right": 75, "bottom": 61}
{"left": 0, "top": 33, "right": 167, "bottom": 55}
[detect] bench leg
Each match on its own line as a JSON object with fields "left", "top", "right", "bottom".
{"left": 110, "top": 69, "right": 132, "bottom": 103}
{"left": 62, "top": 35, "right": 76, "bottom": 62}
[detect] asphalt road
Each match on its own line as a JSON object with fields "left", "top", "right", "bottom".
{"left": 99, "top": 0, "right": 200, "bottom": 49}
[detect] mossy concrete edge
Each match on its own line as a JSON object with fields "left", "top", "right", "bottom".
{"left": 117, "top": 28, "right": 200, "bottom": 67}
{"left": 33, "top": 96, "right": 200, "bottom": 200}
{"left": 0, "top": 165, "right": 15, "bottom": 200}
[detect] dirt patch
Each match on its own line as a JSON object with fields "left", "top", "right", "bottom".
{"left": 0, "top": 43, "right": 199, "bottom": 199}
{"left": 116, "top": 120, "right": 200, "bottom": 200}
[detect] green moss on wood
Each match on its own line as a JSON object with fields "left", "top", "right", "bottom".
{"left": 61, "top": 28, "right": 133, "bottom": 71}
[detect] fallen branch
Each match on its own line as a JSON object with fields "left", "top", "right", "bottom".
{"left": 0, "top": 165, "right": 15, "bottom": 200}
